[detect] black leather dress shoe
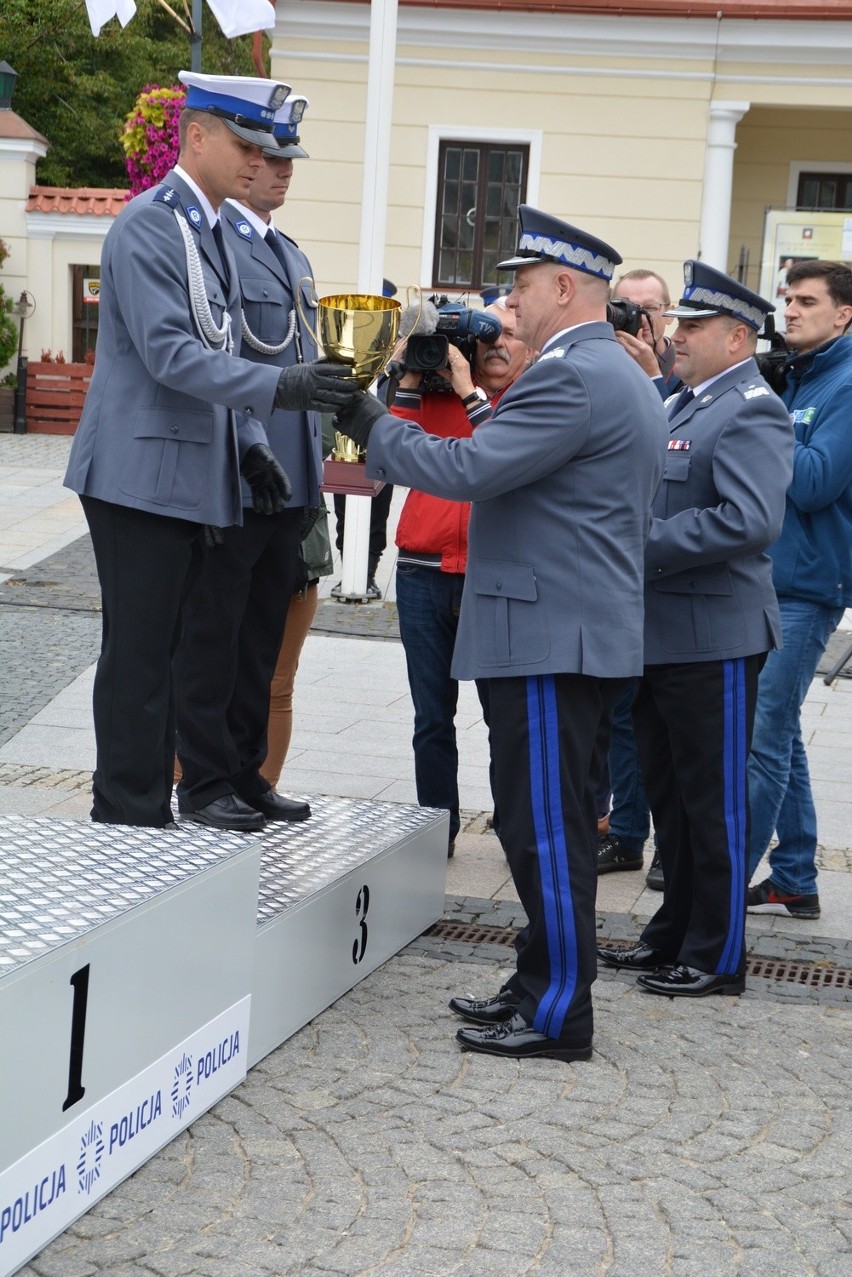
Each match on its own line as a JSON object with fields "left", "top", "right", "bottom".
{"left": 637, "top": 964, "right": 745, "bottom": 998}
{"left": 456, "top": 1013, "right": 592, "bottom": 1062}
{"left": 597, "top": 941, "right": 668, "bottom": 971}
{"left": 243, "top": 790, "right": 311, "bottom": 822}
{"left": 181, "top": 794, "right": 266, "bottom": 832}
{"left": 449, "top": 988, "right": 521, "bottom": 1025}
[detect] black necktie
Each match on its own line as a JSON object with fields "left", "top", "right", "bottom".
{"left": 211, "top": 219, "right": 231, "bottom": 287}
{"left": 668, "top": 385, "right": 694, "bottom": 420}
{"left": 265, "top": 227, "right": 289, "bottom": 270}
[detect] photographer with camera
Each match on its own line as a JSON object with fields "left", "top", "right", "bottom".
{"left": 391, "top": 297, "right": 535, "bottom": 858}
{"left": 609, "top": 268, "right": 680, "bottom": 396}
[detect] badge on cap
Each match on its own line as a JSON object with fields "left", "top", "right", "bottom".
{"left": 268, "top": 84, "right": 289, "bottom": 111}
{"left": 236, "top": 220, "right": 253, "bottom": 238}
{"left": 185, "top": 205, "right": 202, "bottom": 227}
{"left": 684, "top": 262, "right": 694, "bottom": 286}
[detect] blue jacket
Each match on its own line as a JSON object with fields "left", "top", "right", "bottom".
{"left": 769, "top": 335, "right": 852, "bottom": 608}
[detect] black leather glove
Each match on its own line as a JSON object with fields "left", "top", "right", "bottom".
{"left": 240, "top": 443, "right": 292, "bottom": 516}
{"left": 202, "top": 525, "right": 225, "bottom": 549}
{"left": 333, "top": 391, "right": 388, "bottom": 449}
{"left": 275, "top": 361, "right": 359, "bottom": 412}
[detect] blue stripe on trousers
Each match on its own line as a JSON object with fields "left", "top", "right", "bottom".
{"left": 526, "top": 675, "right": 578, "bottom": 1039}
{"left": 718, "top": 657, "right": 747, "bottom": 975}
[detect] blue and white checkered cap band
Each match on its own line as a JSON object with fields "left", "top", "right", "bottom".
{"left": 681, "top": 282, "right": 766, "bottom": 330}
{"left": 517, "top": 232, "right": 617, "bottom": 280}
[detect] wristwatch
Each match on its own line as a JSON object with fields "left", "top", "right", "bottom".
{"left": 461, "top": 388, "right": 488, "bottom": 407}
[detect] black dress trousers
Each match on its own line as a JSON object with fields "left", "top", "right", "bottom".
{"left": 82, "top": 496, "right": 202, "bottom": 827}
{"left": 174, "top": 506, "right": 303, "bottom": 810}
{"left": 488, "top": 671, "right": 626, "bottom": 1044}
{"left": 632, "top": 653, "right": 764, "bottom": 977}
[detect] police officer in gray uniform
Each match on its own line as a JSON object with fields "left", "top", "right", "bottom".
{"left": 334, "top": 206, "right": 669, "bottom": 1061}
{"left": 64, "top": 74, "right": 356, "bottom": 829}
{"left": 174, "top": 93, "right": 322, "bottom": 831}
{"left": 598, "top": 261, "right": 795, "bottom": 997}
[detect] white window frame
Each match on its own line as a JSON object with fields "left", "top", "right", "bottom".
{"left": 420, "top": 124, "right": 542, "bottom": 293}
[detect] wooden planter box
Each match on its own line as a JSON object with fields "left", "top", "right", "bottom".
{"left": 25, "top": 361, "right": 92, "bottom": 434}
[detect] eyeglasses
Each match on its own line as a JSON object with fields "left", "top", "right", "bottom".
{"left": 642, "top": 302, "right": 668, "bottom": 313}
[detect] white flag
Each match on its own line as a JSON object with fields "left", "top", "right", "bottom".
{"left": 85, "top": 1, "right": 137, "bottom": 38}
{"left": 205, "top": 0, "right": 276, "bottom": 40}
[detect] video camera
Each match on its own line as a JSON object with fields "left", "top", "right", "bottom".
{"left": 606, "top": 297, "right": 655, "bottom": 338}
{"left": 404, "top": 296, "right": 502, "bottom": 390}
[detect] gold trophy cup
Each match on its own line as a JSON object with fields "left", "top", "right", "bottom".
{"left": 299, "top": 290, "right": 401, "bottom": 466}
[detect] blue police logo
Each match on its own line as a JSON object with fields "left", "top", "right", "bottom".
{"left": 77, "top": 1120, "right": 104, "bottom": 1195}
{"left": 268, "top": 84, "right": 289, "bottom": 110}
{"left": 684, "top": 261, "right": 694, "bottom": 286}
{"left": 236, "top": 220, "right": 253, "bottom": 239}
{"left": 171, "top": 1052, "right": 193, "bottom": 1120}
{"left": 185, "top": 205, "right": 202, "bottom": 227}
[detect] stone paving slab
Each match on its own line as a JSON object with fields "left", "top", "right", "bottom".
{"left": 17, "top": 950, "right": 851, "bottom": 1277}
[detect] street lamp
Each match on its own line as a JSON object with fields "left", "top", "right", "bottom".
{"left": 12, "top": 291, "right": 35, "bottom": 435}
{"left": 0, "top": 62, "right": 18, "bottom": 111}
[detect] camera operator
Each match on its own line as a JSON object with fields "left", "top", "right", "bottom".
{"left": 610, "top": 268, "right": 680, "bottom": 396}
{"left": 392, "top": 298, "right": 535, "bottom": 857}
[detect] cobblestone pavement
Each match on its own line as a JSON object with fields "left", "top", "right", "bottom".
{"left": 19, "top": 952, "right": 851, "bottom": 1277}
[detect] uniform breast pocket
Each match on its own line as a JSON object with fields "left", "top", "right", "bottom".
{"left": 473, "top": 559, "right": 548, "bottom": 667}
{"left": 242, "top": 277, "right": 290, "bottom": 343}
{"left": 120, "top": 409, "right": 213, "bottom": 510}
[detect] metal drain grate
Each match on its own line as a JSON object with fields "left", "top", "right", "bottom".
{"left": 425, "top": 922, "right": 852, "bottom": 990}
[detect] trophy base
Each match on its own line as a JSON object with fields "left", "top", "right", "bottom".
{"left": 321, "top": 459, "right": 386, "bottom": 497}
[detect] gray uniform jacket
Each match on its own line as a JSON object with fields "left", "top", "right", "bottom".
{"left": 64, "top": 171, "right": 281, "bottom": 527}
{"left": 366, "top": 321, "right": 669, "bottom": 681}
{"left": 644, "top": 358, "right": 794, "bottom": 665}
{"left": 222, "top": 201, "right": 322, "bottom": 509}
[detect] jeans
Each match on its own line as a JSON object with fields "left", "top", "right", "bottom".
{"left": 396, "top": 564, "right": 491, "bottom": 843}
{"left": 608, "top": 679, "right": 651, "bottom": 851}
{"left": 747, "top": 597, "right": 844, "bottom": 894}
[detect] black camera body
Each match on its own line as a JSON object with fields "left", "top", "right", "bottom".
{"left": 404, "top": 299, "right": 502, "bottom": 389}
{"left": 607, "top": 297, "right": 653, "bottom": 338}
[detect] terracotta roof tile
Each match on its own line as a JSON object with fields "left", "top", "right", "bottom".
{"left": 27, "top": 186, "right": 128, "bottom": 217}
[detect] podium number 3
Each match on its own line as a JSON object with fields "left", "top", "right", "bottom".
{"left": 352, "top": 885, "right": 370, "bottom": 964}
{"left": 63, "top": 964, "right": 90, "bottom": 1112}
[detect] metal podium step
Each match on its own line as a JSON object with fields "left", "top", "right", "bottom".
{"left": 0, "top": 814, "right": 262, "bottom": 1276}
{"left": 246, "top": 795, "right": 447, "bottom": 1066}
{"left": 0, "top": 797, "right": 447, "bottom": 1276}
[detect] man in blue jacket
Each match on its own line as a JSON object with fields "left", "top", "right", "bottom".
{"left": 747, "top": 260, "right": 852, "bottom": 920}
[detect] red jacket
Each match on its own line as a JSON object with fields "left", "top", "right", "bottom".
{"left": 391, "top": 385, "right": 506, "bottom": 573}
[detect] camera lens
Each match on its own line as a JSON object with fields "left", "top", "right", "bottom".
{"left": 405, "top": 334, "right": 449, "bottom": 372}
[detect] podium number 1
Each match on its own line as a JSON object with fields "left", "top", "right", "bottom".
{"left": 62, "top": 964, "right": 90, "bottom": 1112}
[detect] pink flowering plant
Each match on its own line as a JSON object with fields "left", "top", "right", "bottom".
{"left": 121, "top": 85, "right": 186, "bottom": 198}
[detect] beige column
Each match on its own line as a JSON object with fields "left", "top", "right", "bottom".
{"left": 699, "top": 101, "right": 750, "bottom": 271}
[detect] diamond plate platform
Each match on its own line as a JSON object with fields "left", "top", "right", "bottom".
{"left": 0, "top": 815, "right": 262, "bottom": 1276}
{"left": 0, "top": 798, "right": 447, "bottom": 1274}
{"left": 244, "top": 795, "right": 448, "bottom": 1066}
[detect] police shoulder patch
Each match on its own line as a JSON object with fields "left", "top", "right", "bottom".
{"left": 742, "top": 384, "right": 770, "bottom": 399}
{"left": 153, "top": 186, "right": 180, "bottom": 206}
{"left": 539, "top": 347, "right": 565, "bottom": 361}
{"left": 235, "top": 220, "right": 253, "bottom": 239}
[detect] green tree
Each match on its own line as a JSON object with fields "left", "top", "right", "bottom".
{"left": 0, "top": 1, "right": 264, "bottom": 187}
